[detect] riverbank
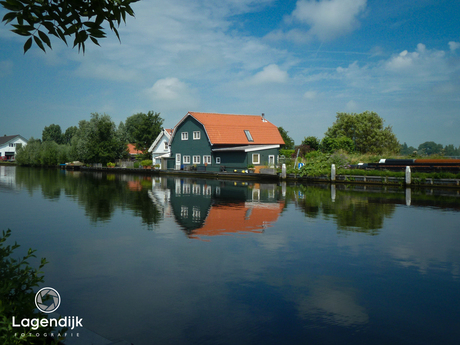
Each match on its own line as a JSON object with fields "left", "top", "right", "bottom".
{"left": 78, "top": 166, "right": 460, "bottom": 189}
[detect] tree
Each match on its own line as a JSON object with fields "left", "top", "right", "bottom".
{"left": 72, "top": 113, "right": 124, "bottom": 164}
{"left": 320, "top": 136, "right": 355, "bottom": 153}
{"left": 324, "top": 111, "right": 400, "bottom": 154}
{"left": 63, "top": 126, "right": 78, "bottom": 144}
{"left": 1, "top": 0, "right": 138, "bottom": 53}
{"left": 42, "top": 124, "right": 62, "bottom": 144}
{"left": 302, "top": 136, "right": 320, "bottom": 151}
{"left": 417, "top": 141, "right": 444, "bottom": 156}
{"left": 277, "top": 127, "right": 294, "bottom": 150}
{"left": 128, "top": 111, "right": 164, "bottom": 158}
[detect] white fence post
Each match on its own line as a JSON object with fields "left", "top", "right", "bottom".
{"left": 405, "top": 166, "right": 411, "bottom": 185}
{"left": 281, "top": 164, "right": 286, "bottom": 179}
{"left": 331, "top": 164, "right": 336, "bottom": 181}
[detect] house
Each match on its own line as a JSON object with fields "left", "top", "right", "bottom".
{"left": 148, "top": 129, "right": 172, "bottom": 169}
{"left": 167, "top": 112, "right": 285, "bottom": 172}
{"left": 0, "top": 135, "right": 28, "bottom": 160}
{"left": 127, "top": 143, "right": 143, "bottom": 159}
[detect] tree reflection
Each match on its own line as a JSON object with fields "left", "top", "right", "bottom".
{"left": 14, "top": 167, "right": 161, "bottom": 227}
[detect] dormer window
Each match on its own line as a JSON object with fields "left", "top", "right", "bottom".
{"left": 244, "top": 130, "right": 253, "bottom": 142}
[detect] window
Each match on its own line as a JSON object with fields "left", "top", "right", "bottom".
{"left": 216, "top": 157, "right": 221, "bottom": 164}
{"left": 193, "top": 155, "right": 201, "bottom": 164}
{"left": 244, "top": 130, "right": 253, "bottom": 142}
{"left": 268, "top": 155, "right": 275, "bottom": 167}
{"left": 181, "top": 132, "right": 188, "bottom": 140}
{"left": 183, "top": 155, "right": 191, "bottom": 164}
{"left": 203, "top": 155, "right": 211, "bottom": 164}
{"left": 193, "top": 131, "right": 201, "bottom": 140}
{"left": 164, "top": 142, "right": 168, "bottom": 150}
{"left": 252, "top": 153, "right": 260, "bottom": 164}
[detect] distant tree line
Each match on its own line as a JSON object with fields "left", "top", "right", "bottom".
{"left": 279, "top": 111, "right": 400, "bottom": 156}
{"left": 400, "top": 141, "right": 460, "bottom": 157}
{"left": 16, "top": 111, "right": 164, "bottom": 166}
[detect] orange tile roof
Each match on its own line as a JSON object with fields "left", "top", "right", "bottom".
{"left": 183, "top": 112, "right": 285, "bottom": 145}
{"left": 127, "top": 143, "right": 143, "bottom": 155}
{"left": 188, "top": 201, "right": 285, "bottom": 239}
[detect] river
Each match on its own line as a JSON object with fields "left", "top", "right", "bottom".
{"left": 1, "top": 166, "right": 459, "bottom": 345}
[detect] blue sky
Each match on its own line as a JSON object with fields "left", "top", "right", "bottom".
{"left": 1, "top": 0, "right": 459, "bottom": 147}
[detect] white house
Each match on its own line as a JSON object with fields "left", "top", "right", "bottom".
{"left": 0, "top": 135, "right": 28, "bottom": 160}
{"left": 148, "top": 129, "right": 172, "bottom": 169}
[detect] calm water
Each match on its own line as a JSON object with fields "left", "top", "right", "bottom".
{"left": 1, "top": 166, "right": 460, "bottom": 345}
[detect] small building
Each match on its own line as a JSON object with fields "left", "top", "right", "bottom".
{"left": 0, "top": 135, "right": 28, "bottom": 160}
{"left": 167, "top": 112, "right": 285, "bottom": 172}
{"left": 148, "top": 129, "right": 172, "bottom": 169}
{"left": 127, "top": 143, "right": 143, "bottom": 159}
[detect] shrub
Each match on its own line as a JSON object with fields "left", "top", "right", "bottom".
{"left": 0, "top": 229, "right": 64, "bottom": 344}
{"left": 141, "top": 160, "right": 153, "bottom": 167}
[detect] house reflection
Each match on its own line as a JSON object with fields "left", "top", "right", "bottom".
{"left": 149, "top": 177, "right": 284, "bottom": 239}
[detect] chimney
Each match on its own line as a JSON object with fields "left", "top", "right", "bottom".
{"left": 261, "top": 113, "right": 267, "bottom": 122}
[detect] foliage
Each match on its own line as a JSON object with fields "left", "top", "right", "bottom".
{"left": 71, "top": 113, "right": 125, "bottom": 165}
{"left": 324, "top": 111, "right": 400, "bottom": 154}
{"left": 299, "top": 152, "right": 331, "bottom": 177}
{"left": 107, "top": 162, "right": 115, "bottom": 167}
{"left": 400, "top": 142, "right": 417, "bottom": 156}
{"left": 0, "top": 229, "right": 63, "bottom": 344}
{"left": 62, "top": 126, "right": 78, "bottom": 145}
{"left": 418, "top": 141, "right": 444, "bottom": 156}
{"left": 1, "top": 0, "right": 138, "bottom": 53}
{"left": 279, "top": 149, "right": 295, "bottom": 158}
{"left": 277, "top": 127, "right": 295, "bottom": 150}
{"left": 141, "top": 160, "right": 152, "bottom": 167}
{"left": 42, "top": 124, "right": 62, "bottom": 144}
{"left": 133, "top": 161, "right": 140, "bottom": 169}
{"left": 16, "top": 138, "right": 73, "bottom": 166}
{"left": 127, "top": 111, "right": 164, "bottom": 159}
{"left": 301, "top": 136, "right": 320, "bottom": 151}
{"left": 320, "top": 136, "right": 355, "bottom": 153}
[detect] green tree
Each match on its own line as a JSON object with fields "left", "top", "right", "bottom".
{"left": 400, "top": 142, "right": 417, "bottom": 156}
{"left": 72, "top": 113, "right": 124, "bottom": 164}
{"left": 418, "top": 141, "right": 444, "bottom": 156}
{"left": 277, "top": 127, "right": 294, "bottom": 150}
{"left": 1, "top": 0, "right": 138, "bottom": 53}
{"left": 302, "top": 136, "right": 320, "bottom": 151}
{"left": 124, "top": 112, "right": 145, "bottom": 143}
{"left": 63, "top": 126, "right": 78, "bottom": 145}
{"left": 444, "top": 144, "right": 459, "bottom": 157}
{"left": 130, "top": 111, "right": 164, "bottom": 158}
{"left": 320, "top": 136, "right": 355, "bottom": 153}
{"left": 42, "top": 124, "right": 62, "bottom": 144}
{"left": 324, "top": 111, "right": 400, "bottom": 154}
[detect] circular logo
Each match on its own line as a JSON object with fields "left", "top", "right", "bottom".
{"left": 35, "top": 287, "right": 61, "bottom": 313}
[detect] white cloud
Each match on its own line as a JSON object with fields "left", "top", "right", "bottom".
{"left": 304, "top": 90, "right": 317, "bottom": 99}
{"left": 448, "top": 41, "right": 460, "bottom": 52}
{"left": 147, "top": 77, "right": 192, "bottom": 101}
{"left": 249, "top": 64, "right": 288, "bottom": 84}
{"left": 289, "top": 0, "right": 367, "bottom": 41}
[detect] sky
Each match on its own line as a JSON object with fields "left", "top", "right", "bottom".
{"left": 1, "top": 0, "right": 459, "bottom": 148}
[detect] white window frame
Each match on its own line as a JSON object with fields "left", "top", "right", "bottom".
{"left": 193, "top": 131, "right": 201, "bottom": 140}
{"left": 193, "top": 155, "right": 201, "bottom": 164}
{"left": 268, "top": 155, "right": 275, "bottom": 167}
{"left": 216, "top": 157, "right": 221, "bottom": 164}
{"left": 183, "top": 155, "right": 191, "bottom": 164}
{"left": 181, "top": 132, "right": 188, "bottom": 140}
{"left": 203, "top": 155, "right": 211, "bottom": 164}
{"left": 163, "top": 142, "right": 168, "bottom": 150}
{"left": 252, "top": 153, "right": 260, "bottom": 164}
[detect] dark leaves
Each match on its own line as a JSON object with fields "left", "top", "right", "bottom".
{"left": 1, "top": 0, "right": 138, "bottom": 53}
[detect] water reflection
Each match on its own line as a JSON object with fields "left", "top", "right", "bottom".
{"left": 2, "top": 167, "right": 460, "bottom": 344}
{"left": 153, "top": 178, "right": 285, "bottom": 239}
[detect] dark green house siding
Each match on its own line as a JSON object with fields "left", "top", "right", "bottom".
{"left": 168, "top": 116, "right": 281, "bottom": 172}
